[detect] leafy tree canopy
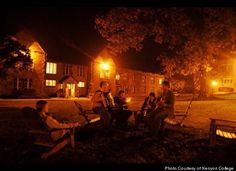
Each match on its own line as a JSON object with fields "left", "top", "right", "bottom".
{"left": 0, "top": 36, "right": 32, "bottom": 78}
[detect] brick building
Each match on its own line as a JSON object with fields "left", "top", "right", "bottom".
{"left": 0, "top": 31, "right": 164, "bottom": 98}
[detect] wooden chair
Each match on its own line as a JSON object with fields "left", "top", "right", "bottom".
{"left": 165, "top": 95, "right": 194, "bottom": 126}
{"left": 209, "top": 118, "right": 236, "bottom": 147}
{"left": 74, "top": 101, "right": 101, "bottom": 125}
{"left": 24, "top": 108, "right": 77, "bottom": 159}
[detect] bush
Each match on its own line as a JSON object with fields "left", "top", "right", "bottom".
{"left": 56, "top": 89, "right": 65, "bottom": 97}
{"left": 218, "top": 87, "right": 234, "bottom": 92}
{"left": 11, "top": 89, "right": 36, "bottom": 98}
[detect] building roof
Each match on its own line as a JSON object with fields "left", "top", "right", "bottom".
{"left": 14, "top": 29, "right": 106, "bottom": 66}
{"left": 59, "top": 75, "right": 78, "bottom": 84}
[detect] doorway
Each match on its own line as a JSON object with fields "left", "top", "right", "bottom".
{"left": 66, "top": 83, "right": 75, "bottom": 97}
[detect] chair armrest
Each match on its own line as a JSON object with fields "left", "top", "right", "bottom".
{"left": 175, "top": 110, "right": 185, "bottom": 113}
{"left": 174, "top": 113, "right": 187, "bottom": 117}
{"left": 215, "top": 124, "right": 236, "bottom": 129}
{"left": 210, "top": 118, "right": 236, "bottom": 124}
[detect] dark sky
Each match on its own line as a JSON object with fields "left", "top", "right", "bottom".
{"left": 0, "top": 7, "right": 162, "bottom": 73}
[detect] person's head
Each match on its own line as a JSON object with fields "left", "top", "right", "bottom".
{"left": 36, "top": 100, "right": 48, "bottom": 113}
{"left": 118, "top": 90, "right": 126, "bottom": 98}
{"left": 149, "top": 92, "right": 155, "bottom": 101}
{"left": 162, "top": 80, "right": 170, "bottom": 91}
{"left": 100, "top": 81, "right": 109, "bottom": 92}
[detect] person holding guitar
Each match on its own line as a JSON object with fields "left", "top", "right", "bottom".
{"left": 135, "top": 92, "right": 157, "bottom": 128}
{"left": 91, "top": 81, "right": 112, "bottom": 129}
{"left": 148, "top": 80, "right": 176, "bottom": 136}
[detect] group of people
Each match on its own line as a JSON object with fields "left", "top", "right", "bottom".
{"left": 91, "top": 81, "right": 133, "bottom": 130}
{"left": 34, "top": 80, "right": 175, "bottom": 159}
{"left": 91, "top": 80, "right": 176, "bottom": 135}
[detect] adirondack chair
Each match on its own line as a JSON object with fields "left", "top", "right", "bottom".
{"left": 74, "top": 101, "right": 101, "bottom": 125}
{"left": 209, "top": 118, "right": 236, "bottom": 147}
{"left": 23, "top": 107, "right": 78, "bottom": 159}
{"left": 165, "top": 95, "right": 194, "bottom": 126}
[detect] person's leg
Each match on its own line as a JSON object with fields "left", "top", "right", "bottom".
{"left": 41, "top": 137, "right": 70, "bottom": 159}
{"left": 93, "top": 107, "right": 111, "bottom": 129}
{"left": 122, "top": 110, "right": 132, "bottom": 128}
{"left": 148, "top": 110, "right": 168, "bottom": 137}
{"left": 100, "top": 107, "right": 111, "bottom": 129}
{"left": 114, "top": 110, "right": 123, "bottom": 128}
{"left": 50, "top": 129, "right": 70, "bottom": 142}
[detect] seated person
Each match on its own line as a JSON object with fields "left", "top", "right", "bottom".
{"left": 148, "top": 80, "right": 176, "bottom": 136}
{"left": 135, "top": 92, "right": 157, "bottom": 128}
{"left": 113, "top": 90, "right": 132, "bottom": 129}
{"left": 36, "top": 100, "right": 80, "bottom": 159}
{"left": 91, "top": 81, "right": 112, "bottom": 129}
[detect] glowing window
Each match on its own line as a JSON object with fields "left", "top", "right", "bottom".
{"left": 159, "top": 78, "right": 163, "bottom": 85}
{"left": 46, "top": 80, "right": 56, "bottom": 86}
{"left": 78, "top": 82, "right": 85, "bottom": 88}
{"left": 46, "top": 62, "right": 57, "bottom": 74}
{"left": 100, "top": 71, "right": 110, "bottom": 79}
{"left": 115, "top": 74, "right": 120, "bottom": 80}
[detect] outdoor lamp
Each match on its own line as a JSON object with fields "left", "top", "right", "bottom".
{"left": 100, "top": 62, "right": 110, "bottom": 70}
{"left": 211, "top": 80, "right": 218, "bottom": 87}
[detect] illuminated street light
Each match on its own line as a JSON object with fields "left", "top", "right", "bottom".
{"left": 100, "top": 62, "right": 110, "bottom": 70}
{"left": 211, "top": 80, "right": 218, "bottom": 87}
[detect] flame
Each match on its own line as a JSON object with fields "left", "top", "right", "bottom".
{"left": 126, "top": 97, "right": 131, "bottom": 103}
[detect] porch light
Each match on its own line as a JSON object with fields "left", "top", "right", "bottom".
{"left": 100, "top": 62, "right": 110, "bottom": 71}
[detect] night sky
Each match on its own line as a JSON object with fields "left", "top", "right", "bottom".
{"left": 0, "top": 7, "right": 162, "bottom": 73}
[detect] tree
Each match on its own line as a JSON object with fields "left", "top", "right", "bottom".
{"left": 95, "top": 7, "right": 236, "bottom": 98}
{"left": 0, "top": 36, "right": 32, "bottom": 78}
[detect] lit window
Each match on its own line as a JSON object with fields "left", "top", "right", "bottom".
{"left": 46, "top": 80, "right": 56, "bottom": 86}
{"left": 100, "top": 71, "right": 110, "bottom": 79}
{"left": 46, "top": 62, "right": 57, "bottom": 74}
{"left": 159, "top": 78, "right": 163, "bottom": 85}
{"left": 115, "top": 74, "right": 120, "bottom": 80}
{"left": 78, "top": 81, "right": 85, "bottom": 88}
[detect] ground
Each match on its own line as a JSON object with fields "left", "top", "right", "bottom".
{"left": 0, "top": 97, "right": 236, "bottom": 164}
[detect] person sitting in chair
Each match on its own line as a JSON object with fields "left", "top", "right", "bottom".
{"left": 148, "top": 80, "right": 176, "bottom": 136}
{"left": 135, "top": 92, "right": 157, "bottom": 128}
{"left": 113, "top": 90, "right": 132, "bottom": 129}
{"left": 36, "top": 100, "right": 80, "bottom": 159}
{"left": 91, "top": 81, "right": 112, "bottom": 129}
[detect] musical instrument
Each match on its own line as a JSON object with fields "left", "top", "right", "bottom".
{"left": 153, "top": 95, "right": 166, "bottom": 112}
{"left": 103, "top": 89, "right": 115, "bottom": 110}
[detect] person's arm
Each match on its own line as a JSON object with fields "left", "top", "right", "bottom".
{"left": 141, "top": 97, "right": 148, "bottom": 111}
{"left": 91, "top": 91, "right": 103, "bottom": 103}
{"left": 45, "top": 116, "right": 80, "bottom": 129}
